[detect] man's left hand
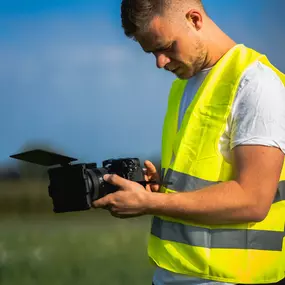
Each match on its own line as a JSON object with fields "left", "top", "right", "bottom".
{"left": 92, "top": 174, "right": 152, "bottom": 218}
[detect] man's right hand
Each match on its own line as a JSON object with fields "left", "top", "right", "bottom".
{"left": 143, "top": 160, "right": 161, "bottom": 192}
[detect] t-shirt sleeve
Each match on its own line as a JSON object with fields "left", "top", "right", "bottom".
{"left": 230, "top": 61, "right": 285, "bottom": 154}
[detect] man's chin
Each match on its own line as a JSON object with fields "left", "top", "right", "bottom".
{"left": 174, "top": 68, "right": 192, "bottom": 80}
{"left": 175, "top": 73, "right": 190, "bottom": 80}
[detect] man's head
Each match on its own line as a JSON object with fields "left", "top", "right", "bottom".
{"left": 121, "top": 0, "right": 209, "bottom": 79}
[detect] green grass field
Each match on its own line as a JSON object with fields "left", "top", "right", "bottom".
{"left": 0, "top": 180, "right": 155, "bottom": 285}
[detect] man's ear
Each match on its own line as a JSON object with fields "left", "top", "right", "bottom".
{"left": 186, "top": 9, "right": 203, "bottom": 31}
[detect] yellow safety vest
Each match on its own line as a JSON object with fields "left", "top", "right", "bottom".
{"left": 147, "top": 44, "right": 285, "bottom": 284}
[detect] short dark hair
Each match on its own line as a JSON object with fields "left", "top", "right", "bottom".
{"left": 121, "top": 0, "right": 204, "bottom": 40}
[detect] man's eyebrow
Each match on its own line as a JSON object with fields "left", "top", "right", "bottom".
{"left": 144, "top": 43, "right": 170, "bottom": 54}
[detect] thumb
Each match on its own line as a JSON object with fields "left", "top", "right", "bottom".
{"left": 144, "top": 160, "right": 157, "bottom": 175}
{"left": 144, "top": 160, "right": 160, "bottom": 181}
{"left": 144, "top": 160, "right": 160, "bottom": 193}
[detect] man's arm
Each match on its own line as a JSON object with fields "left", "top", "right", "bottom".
{"left": 93, "top": 62, "right": 285, "bottom": 223}
{"left": 147, "top": 145, "right": 284, "bottom": 224}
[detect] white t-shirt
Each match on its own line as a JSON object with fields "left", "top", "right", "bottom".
{"left": 153, "top": 60, "right": 285, "bottom": 285}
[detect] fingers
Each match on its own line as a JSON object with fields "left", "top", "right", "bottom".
{"left": 103, "top": 174, "right": 129, "bottom": 188}
{"left": 92, "top": 195, "right": 111, "bottom": 208}
{"left": 151, "top": 184, "right": 161, "bottom": 192}
{"left": 145, "top": 184, "right": 152, "bottom": 192}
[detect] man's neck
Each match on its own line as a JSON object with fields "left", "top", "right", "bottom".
{"left": 202, "top": 19, "right": 237, "bottom": 69}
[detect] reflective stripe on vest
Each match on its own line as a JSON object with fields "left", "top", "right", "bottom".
{"left": 162, "top": 168, "right": 285, "bottom": 203}
{"left": 151, "top": 216, "right": 284, "bottom": 251}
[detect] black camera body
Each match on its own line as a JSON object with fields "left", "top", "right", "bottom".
{"left": 10, "top": 150, "right": 145, "bottom": 213}
{"left": 48, "top": 158, "right": 144, "bottom": 213}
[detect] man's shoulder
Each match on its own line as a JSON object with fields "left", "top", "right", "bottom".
{"left": 229, "top": 59, "right": 285, "bottom": 154}
{"left": 237, "top": 60, "right": 285, "bottom": 93}
{"left": 232, "top": 59, "right": 285, "bottom": 115}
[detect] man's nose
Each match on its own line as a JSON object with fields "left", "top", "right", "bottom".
{"left": 155, "top": 53, "right": 171, "bottom": 69}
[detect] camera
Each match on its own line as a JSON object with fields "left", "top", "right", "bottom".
{"left": 10, "top": 149, "right": 147, "bottom": 213}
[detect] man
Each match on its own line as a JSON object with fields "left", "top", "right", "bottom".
{"left": 93, "top": 1, "right": 285, "bottom": 284}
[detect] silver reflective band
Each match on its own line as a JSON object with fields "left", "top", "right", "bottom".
{"left": 162, "top": 169, "right": 285, "bottom": 203}
{"left": 274, "top": 181, "right": 285, "bottom": 203}
{"left": 151, "top": 217, "right": 284, "bottom": 251}
{"left": 161, "top": 168, "right": 165, "bottom": 181}
{"left": 163, "top": 169, "right": 218, "bottom": 191}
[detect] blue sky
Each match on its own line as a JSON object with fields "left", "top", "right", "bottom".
{"left": 1, "top": 0, "right": 285, "bottom": 167}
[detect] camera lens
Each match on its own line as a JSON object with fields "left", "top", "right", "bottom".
{"left": 86, "top": 168, "right": 108, "bottom": 200}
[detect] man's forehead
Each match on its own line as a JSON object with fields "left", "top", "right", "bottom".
{"left": 136, "top": 18, "right": 162, "bottom": 40}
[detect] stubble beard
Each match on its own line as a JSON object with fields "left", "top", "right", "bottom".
{"left": 180, "top": 39, "right": 207, "bottom": 79}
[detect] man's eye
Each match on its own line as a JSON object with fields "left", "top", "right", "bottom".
{"left": 155, "top": 45, "right": 172, "bottom": 54}
{"left": 164, "top": 44, "right": 173, "bottom": 51}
